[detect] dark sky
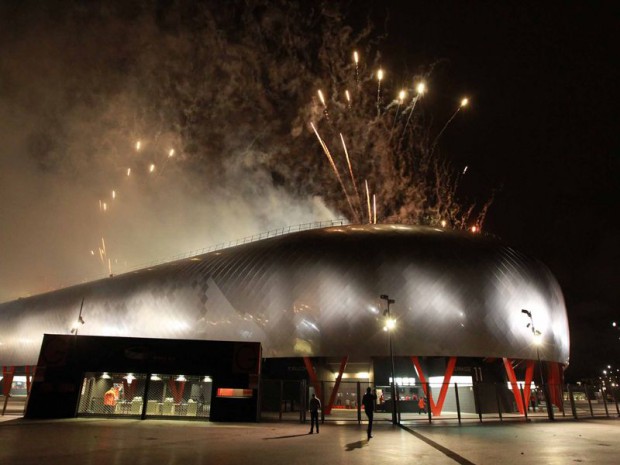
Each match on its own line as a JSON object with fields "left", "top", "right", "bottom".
{"left": 0, "top": 1, "right": 617, "bottom": 380}
{"left": 371, "top": 1, "right": 619, "bottom": 380}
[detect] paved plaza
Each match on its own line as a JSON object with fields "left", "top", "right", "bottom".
{"left": 1, "top": 413, "right": 618, "bottom": 465}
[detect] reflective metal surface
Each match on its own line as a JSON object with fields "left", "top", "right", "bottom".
{"left": 0, "top": 224, "right": 570, "bottom": 366}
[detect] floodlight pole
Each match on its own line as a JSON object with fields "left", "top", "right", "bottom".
{"left": 521, "top": 309, "right": 554, "bottom": 420}
{"left": 381, "top": 294, "right": 398, "bottom": 425}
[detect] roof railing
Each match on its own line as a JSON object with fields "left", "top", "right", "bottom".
{"left": 123, "top": 218, "right": 351, "bottom": 273}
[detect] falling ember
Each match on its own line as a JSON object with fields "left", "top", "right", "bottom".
{"left": 345, "top": 89, "right": 351, "bottom": 104}
{"left": 376, "top": 69, "right": 384, "bottom": 114}
{"left": 169, "top": 149, "right": 175, "bottom": 157}
{"left": 441, "top": 220, "right": 447, "bottom": 228}
{"left": 317, "top": 89, "right": 326, "bottom": 107}
{"left": 101, "top": 237, "right": 106, "bottom": 254}
{"left": 136, "top": 140, "right": 141, "bottom": 151}
{"left": 471, "top": 226, "right": 478, "bottom": 233}
{"left": 112, "top": 190, "right": 116, "bottom": 199}
{"left": 108, "top": 258, "right": 112, "bottom": 276}
{"left": 373, "top": 194, "right": 377, "bottom": 224}
{"left": 127, "top": 168, "right": 131, "bottom": 176}
{"left": 365, "top": 180, "right": 372, "bottom": 224}
{"left": 416, "top": 82, "right": 426, "bottom": 95}
{"left": 340, "top": 133, "right": 362, "bottom": 211}
{"left": 353, "top": 50, "right": 359, "bottom": 65}
{"left": 463, "top": 166, "right": 468, "bottom": 174}
{"left": 149, "top": 163, "right": 155, "bottom": 173}
{"left": 353, "top": 50, "right": 359, "bottom": 83}
{"left": 99, "top": 200, "right": 102, "bottom": 211}
{"left": 310, "top": 122, "right": 358, "bottom": 222}
{"left": 90, "top": 250, "right": 95, "bottom": 255}
{"left": 461, "top": 97, "right": 469, "bottom": 107}
{"left": 103, "top": 202, "right": 107, "bottom": 212}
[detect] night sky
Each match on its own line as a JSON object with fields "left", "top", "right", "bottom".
{"left": 0, "top": 1, "right": 617, "bottom": 380}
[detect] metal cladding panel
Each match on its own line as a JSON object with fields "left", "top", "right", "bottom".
{"left": 0, "top": 225, "right": 570, "bottom": 366}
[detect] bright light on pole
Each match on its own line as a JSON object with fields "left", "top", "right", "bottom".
{"left": 381, "top": 294, "right": 398, "bottom": 425}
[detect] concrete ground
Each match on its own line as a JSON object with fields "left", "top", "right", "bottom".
{"left": 1, "top": 415, "right": 618, "bottom": 465}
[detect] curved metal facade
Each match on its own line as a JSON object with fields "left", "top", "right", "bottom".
{"left": 0, "top": 224, "right": 570, "bottom": 366}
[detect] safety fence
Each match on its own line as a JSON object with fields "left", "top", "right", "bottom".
{"left": 258, "top": 379, "right": 620, "bottom": 424}
{"left": 3, "top": 376, "right": 619, "bottom": 423}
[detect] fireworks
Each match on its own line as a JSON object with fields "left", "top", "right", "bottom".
{"left": 310, "top": 123, "right": 358, "bottom": 221}
{"left": 307, "top": 49, "right": 488, "bottom": 229}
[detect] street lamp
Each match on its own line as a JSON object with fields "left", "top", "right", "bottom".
{"left": 380, "top": 294, "right": 397, "bottom": 425}
{"left": 521, "top": 309, "right": 544, "bottom": 388}
{"left": 522, "top": 309, "right": 554, "bottom": 419}
{"left": 70, "top": 298, "right": 85, "bottom": 335}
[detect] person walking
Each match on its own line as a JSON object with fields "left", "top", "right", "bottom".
{"left": 418, "top": 396, "right": 426, "bottom": 414}
{"left": 362, "top": 387, "right": 377, "bottom": 439}
{"left": 309, "top": 393, "right": 321, "bottom": 434}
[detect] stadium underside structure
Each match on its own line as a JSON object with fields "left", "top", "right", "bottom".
{"left": 0, "top": 224, "right": 570, "bottom": 418}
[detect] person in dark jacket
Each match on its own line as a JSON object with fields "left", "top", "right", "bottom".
{"left": 362, "top": 387, "right": 377, "bottom": 439}
{"left": 309, "top": 393, "right": 321, "bottom": 434}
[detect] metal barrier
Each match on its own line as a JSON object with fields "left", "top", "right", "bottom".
{"left": 258, "top": 379, "right": 620, "bottom": 425}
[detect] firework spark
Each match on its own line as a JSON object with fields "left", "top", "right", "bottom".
{"left": 310, "top": 122, "right": 358, "bottom": 221}
{"left": 365, "top": 180, "right": 372, "bottom": 224}
{"left": 373, "top": 194, "right": 377, "bottom": 224}
{"left": 431, "top": 97, "right": 470, "bottom": 155}
{"left": 339, "top": 133, "right": 362, "bottom": 211}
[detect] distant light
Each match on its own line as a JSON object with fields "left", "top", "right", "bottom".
{"left": 124, "top": 373, "right": 135, "bottom": 384}
{"left": 613, "top": 321, "right": 617, "bottom": 327}
{"left": 603, "top": 370, "right": 607, "bottom": 375}
{"left": 150, "top": 374, "right": 162, "bottom": 381}
{"left": 470, "top": 226, "right": 477, "bottom": 233}
{"left": 203, "top": 376, "right": 212, "bottom": 383}
{"left": 377, "top": 69, "right": 384, "bottom": 81}
{"left": 607, "top": 365, "right": 611, "bottom": 369}
{"left": 168, "top": 149, "right": 175, "bottom": 157}
{"left": 460, "top": 97, "right": 469, "bottom": 107}
{"left": 386, "top": 318, "right": 396, "bottom": 331}
{"left": 149, "top": 164, "right": 155, "bottom": 173}
{"left": 176, "top": 374, "right": 187, "bottom": 382}
{"left": 100, "top": 372, "right": 111, "bottom": 379}
{"left": 416, "top": 82, "right": 426, "bottom": 95}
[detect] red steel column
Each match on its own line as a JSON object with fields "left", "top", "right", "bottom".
{"left": 324, "top": 356, "right": 348, "bottom": 415}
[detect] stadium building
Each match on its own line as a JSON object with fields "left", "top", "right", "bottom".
{"left": 0, "top": 223, "right": 569, "bottom": 421}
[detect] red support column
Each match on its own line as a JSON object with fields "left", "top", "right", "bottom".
{"left": 324, "top": 356, "right": 348, "bottom": 415}
{"left": 303, "top": 357, "right": 322, "bottom": 401}
{"left": 503, "top": 358, "right": 525, "bottom": 414}
{"left": 523, "top": 360, "right": 535, "bottom": 410}
{"left": 411, "top": 356, "right": 457, "bottom": 417}
{"left": 547, "top": 361, "right": 564, "bottom": 413}
{"left": 2, "top": 366, "right": 16, "bottom": 416}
